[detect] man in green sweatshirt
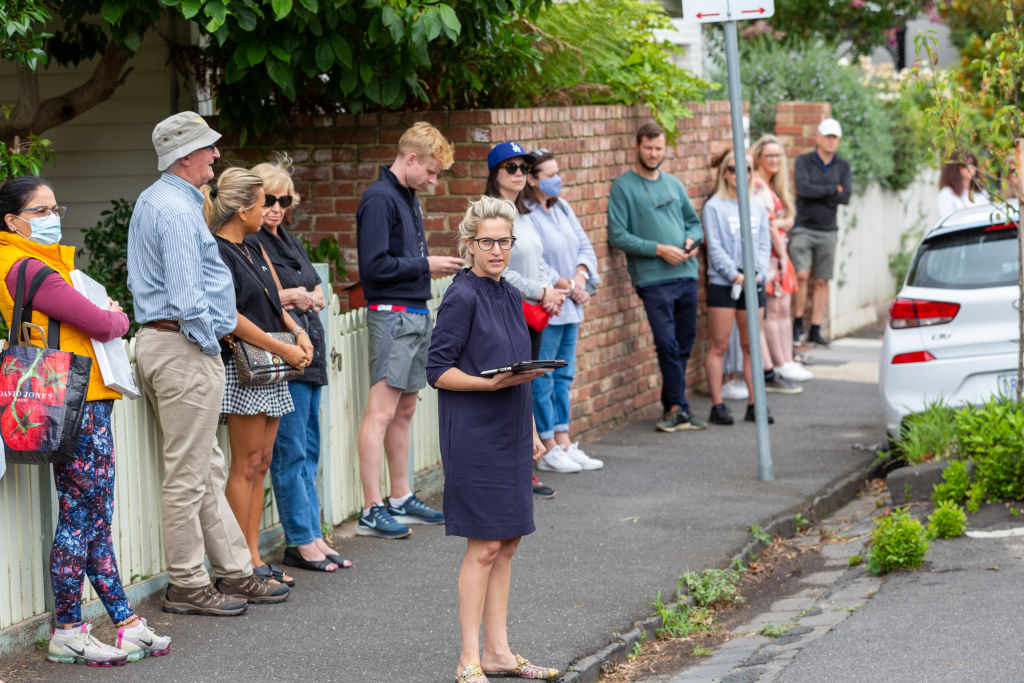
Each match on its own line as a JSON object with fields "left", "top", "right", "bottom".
{"left": 608, "top": 122, "right": 706, "bottom": 433}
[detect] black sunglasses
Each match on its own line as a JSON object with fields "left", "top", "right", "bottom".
{"left": 502, "top": 162, "right": 531, "bottom": 175}
{"left": 264, "top": 193, "right": 293, "bottom": 208}
{"left": 725, "top": 166, "right": 752, "bottom": 174}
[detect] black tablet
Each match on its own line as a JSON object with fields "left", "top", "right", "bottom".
{"left": 479, "top": 359, "right": 568, "bottom": 376}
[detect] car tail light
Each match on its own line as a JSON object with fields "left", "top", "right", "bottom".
{"left": 888, "top": 298, "right": 960, "bottom": 328}
{"left": 892, "top": 350, "right": 936, "bottom": 364}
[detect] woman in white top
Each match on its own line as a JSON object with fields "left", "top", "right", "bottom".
{"left": 937, "top": 151, "right": 988, "bottom": 220}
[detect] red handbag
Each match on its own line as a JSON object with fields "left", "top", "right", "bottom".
{"left": 521, "top": 300, "right": 551, "bottom": 332}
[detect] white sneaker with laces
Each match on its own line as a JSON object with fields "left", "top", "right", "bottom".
{"left": 564, "top": 442, "right": 603, "bottom": 470}
{"left": 779, "top": 361, "right": 813, "bottom": 382}
{"left": 537, "top": 444, "right": 582, "bottom": 473}
{"left": 47, "top": 621, "right": 128, "bottom": 667}
{"left": 116, "top": 617, "right": 172, "bottom": 661}
{"left": 721, "top": 378, "right": 749, "bottom": 400}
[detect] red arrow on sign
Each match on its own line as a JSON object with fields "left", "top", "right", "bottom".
{"left": 741, "top": 7, "right": 766, "bottom": 13}
{"left": 696, "top": 11, "right": 722, "bottom": 17}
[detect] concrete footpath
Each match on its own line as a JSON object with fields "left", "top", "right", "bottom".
{"left": 0, "top": 338, "right": 885, "bottom": 682}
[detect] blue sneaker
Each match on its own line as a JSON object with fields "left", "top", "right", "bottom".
{"left": 356, "top": 504, "right": 411, "bottom": 539}
{"left": 387, "top": 493, "right": 445, "bottom": 526}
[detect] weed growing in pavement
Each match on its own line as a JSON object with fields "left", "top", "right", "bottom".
{"left": 966, "top": 482, "right": 985, "bottom": 514}
{"left": 866, "top": 508, "right": 929, "bottom": 575}
{"left": 650, "top": 591, "right": 714, "bottom": 638}
{"left": 927, "top": 501, "right": 968, "bottom": 539}
{"left": 750, "top": 524, "right": 771, "bottom": 545}
{"left": 894, "top": 399, "right": 958, "bottom": 464}
{"left": 627, "top": 641, "right": 643, "bottom": 660}
{"left": 759, "top": 622, "right": 795, "bottom": 638}
{"left": 693, "top": 646, "right": 713, "bottom": 656}
{"left": 679, "top": 562, "right": 746, "bottom": 608}
{"left": 848, "top": 555, "right": 864, "bottom": 567}
{"left": 932, "top": 460, "right": 971, "bottom": 505}
{"left": 955, "top": 397, "right": 1024, "bottom": 503}
{"left": 1010, "top": 506, "right": 1020, "bottom": 517}
{"left": 837, "top": 603, "right": 862, "bottom": 613}
{"left": 794, "top": 513, "right": 810, "bottom": 532}
{"left": 35, "top": 637, "right": 47, "bottom": 651}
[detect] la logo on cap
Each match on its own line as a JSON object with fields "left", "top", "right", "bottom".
{"left": 510, "top": 142, "right": 522, "bottom": 153}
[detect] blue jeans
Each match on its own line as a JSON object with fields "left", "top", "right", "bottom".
{"left": 532, "top": 323, "right": 579, "bottom": 440}
{"left": 636, "top": 278, "right": 698, "bottom": 414}
{"left": 269, "top": 382, "right": 323, "bottom": 546}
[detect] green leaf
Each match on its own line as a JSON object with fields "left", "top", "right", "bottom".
{"left": 180, "top": 0, "right": 202, "bottom": 19}
{"left": 423, "top": 7, "right": 442, "bottom": 41}
{"left": 205, "top": 1, "right": 227, "bottom": 32}
{"left": 271, "top": 0, "right": 293, "bottom": 20}
{"left": 265, "top": 57, "right": 292, "bottom": 92}
{"left": 314, "top": 40, "right": 333, "bottom": 71}
{"left": 235, "top": 6, "right": 259, "bottom": 31}
{"left": 359, "top": 62, "right": 373, "bottom": 85}
{"left": 299, "top": 0, "right": 318, "bottom": 11}
{"left": 338, "top": 67, "right": 358, "bottom": 95}
{"left": 381, "top": 71, "right": 402, "bottom": 106}
{"left": 122, "top": 30, "right": 142, "bottom": 53}
{"left": 367, "top": 13, "right": 381, "bottom": 42}
{"left": 101, "top": 2, "right": 125, "bottom": 24}
{"left": 364, "top": 75, "right": 382, "bottom": 104}
{"left": 330, "top": 33, "right": 351, "bottom": 68}
{"left": 247, "top": 41, "right": 267, "bottom": 65}
{"left": 269, "top": 44, "right": 291, "bottom": 63}
{"left": 438, "top": 4, "right": 461, "bottom": 39}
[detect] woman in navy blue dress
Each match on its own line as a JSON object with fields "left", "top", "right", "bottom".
{"left": 427, "top": 196, "right": 559, "bottom": 683}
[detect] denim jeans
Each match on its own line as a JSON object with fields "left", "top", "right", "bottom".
{"left": 269, "top": 382, "right": 323, "bottom": 546}
{"left": 532, "top": 323, "right": 579, "bottom": 439}
{"left": 636, "top": 278, "right": 698, "bottom": 414}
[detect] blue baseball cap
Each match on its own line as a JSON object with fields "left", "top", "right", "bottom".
{"left": 488, "top": 141, "right": 536, "bottom": 170}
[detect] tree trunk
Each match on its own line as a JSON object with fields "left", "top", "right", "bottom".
{"left": 1017, "top": 139, "right": 1023, "bottom": 401}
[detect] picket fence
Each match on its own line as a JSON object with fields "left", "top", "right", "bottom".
{"left": 0, "top": 274, "right": 451, "bottom": 633}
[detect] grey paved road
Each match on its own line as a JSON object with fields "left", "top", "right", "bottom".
{"left": 0, "top": 340, "right": 883, "bottom": 682}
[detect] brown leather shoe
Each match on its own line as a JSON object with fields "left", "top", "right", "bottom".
{"left": 162, "top": 583, "right": 248, "bottom": 616}
{"left": 215, "top": 574, "right": 290, "bottom": 604}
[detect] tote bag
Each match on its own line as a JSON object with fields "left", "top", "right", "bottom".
{"left": 0, "top": 261, "right": 92, "bottom": 465}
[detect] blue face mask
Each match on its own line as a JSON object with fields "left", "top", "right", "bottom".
{"left": 537, "top": 173, "right": 562, "bottom": 198}
{"left": 21, "top": 214, "right": 62, "bottom": 245}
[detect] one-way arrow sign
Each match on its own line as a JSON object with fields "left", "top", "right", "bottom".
{"left": 683, "top": 0, "right": 775, "bottom": 23}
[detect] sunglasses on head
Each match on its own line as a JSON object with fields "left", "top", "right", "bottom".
{"left": 264, "top": 193, "right": 293, "bottom": 208}
{"left": 502, "top": 162, "right": 531, "bottom": 175}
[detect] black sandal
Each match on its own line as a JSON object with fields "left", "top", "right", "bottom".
{"left": 253, "top": 562, "right": 295, "bottom": 587}
{"left": 325, "top": 552, "right": 353, "bottom": 569}
{"left": 282, "top": 546, "right": 337, "bottom": 572}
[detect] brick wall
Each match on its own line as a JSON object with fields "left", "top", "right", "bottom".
{"left": 220, "top": 102, "right": 748, "bottom": 437}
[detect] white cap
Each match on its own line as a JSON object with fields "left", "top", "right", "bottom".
{"left": 152, "top": 111, "right": 222, "bottom": 172}
{"left": 817, "top": 118, "right": 842, "bottom": 138}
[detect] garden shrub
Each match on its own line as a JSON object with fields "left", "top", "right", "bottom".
{"left": 866, "top": 508, "right": 929, "bottom": 575}
{"left": 927, "top": 501, "right": 968, "bottom": 539}
{"left": 954, "top": 397, "right": 1024, "bottom": 504}
{"left": 83, "top": 199, "right": 136, "bottom": 337}
{"left": 932, "top": 459, "right": 971, "bottom": 505}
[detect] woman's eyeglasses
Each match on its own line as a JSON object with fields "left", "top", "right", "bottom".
{"left": 470, "top": 236, "right": 517, "bottom": 251}
{"left": 264, "top": 194, "right": 293, "bottom": 208}
{"left": 20, "top": 205, "right": 67, "bottom": 219}
{"left": 502, "top": 163, "right": 531, "bottom": 176}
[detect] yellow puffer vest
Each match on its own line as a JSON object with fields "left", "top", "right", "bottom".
{"left": 0, "top": 232, "right": 121, "bottom": 401}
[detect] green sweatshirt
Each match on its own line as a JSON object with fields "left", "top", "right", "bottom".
{"left": 607, "top": 169, "right": 704, "bottom": 287}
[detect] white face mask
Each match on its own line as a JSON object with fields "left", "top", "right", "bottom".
{"left": 17, "top": 214, "right": 62, "bottom": 245}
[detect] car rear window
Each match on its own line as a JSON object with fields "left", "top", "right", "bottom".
{"left": 907, "top": 225, "right": 1019, "bottom": 289}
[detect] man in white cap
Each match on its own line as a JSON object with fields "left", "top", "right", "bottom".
{"left": 127, "top": 111, "right": 289, "bottom": 615}
{"left": 790, "top": 117, "right": 852, "bottom": 347}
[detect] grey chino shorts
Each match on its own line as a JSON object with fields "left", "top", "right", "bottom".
{"left": 367, "top": 309, "right": 431, "bottom": 393}
{"left": 788, "top": 228, "right": 838, "bottom": 280}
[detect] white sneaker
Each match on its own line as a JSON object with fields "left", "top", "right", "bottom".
{"left": 537, "top": 444, "right": 582, "bottom": 473}
{"left": 778, "top": 362, "right": 813, "bottom": 382}
{"left": 564, "top": 442, "right": 604, "bottom": 470}
{"left": 47, "top": 621, "right": 128, "bottom": 667}
{"left": 116, "top": 617, "right": 172, "bottom": 661}
{"left": 721, "top": 378, "right": 749, "bottom": 400}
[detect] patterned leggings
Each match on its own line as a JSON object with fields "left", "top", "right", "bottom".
{"left": 51, "top": 400, "right": 134, "bottom": 625}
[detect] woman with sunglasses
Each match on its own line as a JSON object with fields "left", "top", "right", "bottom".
{"left": 523, "top": 149, "right": 603, "bottom": 474}
{"left": 251, "top": 155, "right": 352, "bottom": 575}
{"left": 0, "top": 176, "right": 171, "bottom": 666}
{"left": 485, "top": 142, "right": 567, "bottom": 499}
{"left": 203, "top": 168, "right": 313, "bottom": 590}
{"left": 702, "top": 150, "right": 772, "bottom": 426}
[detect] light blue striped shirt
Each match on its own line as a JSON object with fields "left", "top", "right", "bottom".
{"left": 127, "top": 172, "right": 237, "bottom": 355}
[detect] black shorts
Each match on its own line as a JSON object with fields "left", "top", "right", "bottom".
{"left": 707, "top": 283, "right": 766, "bottom": 310}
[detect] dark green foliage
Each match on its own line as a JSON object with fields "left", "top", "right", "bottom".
{"left": 301, "top": 235, "right": 345, "bottom": 284}
{"left": 954, "top": 397, "right": 1024, "bottom": 503}
{"left": 866, "top": 507, "right": 929, "bottom": 575}
{"left": 82, "top": 199, "right": 137, "bottom": 337}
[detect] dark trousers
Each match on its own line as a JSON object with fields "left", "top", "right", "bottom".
{"left": 636, "top": 278, "right": 699, "bottom": 414}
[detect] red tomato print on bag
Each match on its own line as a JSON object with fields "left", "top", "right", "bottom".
{"left": 30, "top": 352, "right": 69, "bottom": 405}
{"left": 1, "top": 397, "right": 48, "bottom": 451}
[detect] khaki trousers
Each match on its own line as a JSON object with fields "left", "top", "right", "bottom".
{"left": 135, "top": 328, "right": 251, "bottom": 587}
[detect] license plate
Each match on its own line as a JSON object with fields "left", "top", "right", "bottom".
{"left": 998, "top": 372, "right": 1020, "bottom": 396}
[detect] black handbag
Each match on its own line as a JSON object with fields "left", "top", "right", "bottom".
{"left": 0, "top": 261, "right": 92, "bottom": 465}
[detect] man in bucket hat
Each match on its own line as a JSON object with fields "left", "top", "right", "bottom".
{"left": 127, "top": 112, "right": 290, "bottom": 615}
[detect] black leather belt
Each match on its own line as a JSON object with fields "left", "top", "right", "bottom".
{"left": 143, "top": 319, "right": 180, "bottom": 332}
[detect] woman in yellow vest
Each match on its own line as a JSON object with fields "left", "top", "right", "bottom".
{"left": 0, "top": 177, "right": 170, "bottom": 667}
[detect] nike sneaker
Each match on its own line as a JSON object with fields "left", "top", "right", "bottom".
{"left": 47, "top": 621, "right": 128, "bottom": 667}
{"left": 356, "top": 503, "right": 411, "bottom": 539}
{"left": 387, "top": 493, "right": 444, "bottom": 525}
{"left": 116, "top": 617, "right": 171, "bottom": 661}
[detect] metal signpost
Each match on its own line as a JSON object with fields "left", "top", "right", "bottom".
{"left": 684, "top": 0, "right": 776, "bottom": 481}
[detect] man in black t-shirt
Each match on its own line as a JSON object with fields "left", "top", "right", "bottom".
{"left": 790, "top": 118, "right": 852, "bottom": 347}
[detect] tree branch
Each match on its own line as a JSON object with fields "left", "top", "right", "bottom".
{"left": 0, "top": 41, "right": 132, "bottom": 140}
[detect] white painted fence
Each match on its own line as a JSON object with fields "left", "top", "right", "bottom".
{"left": 0, "top": 275, "right": 452, "bottom": 633}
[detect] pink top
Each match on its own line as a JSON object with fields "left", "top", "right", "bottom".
{"left": 5, "top": 258, "right": 129, "bottom": 343}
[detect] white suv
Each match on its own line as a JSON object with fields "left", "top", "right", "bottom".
{"left": 879, "top": 200, "right": 1020, "bottom": 437}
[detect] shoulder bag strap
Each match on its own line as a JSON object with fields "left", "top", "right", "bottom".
{"left": 9, "top": 260, "right": 60, "bottom": 348}
{"left": 232, "top": 246, "right": 292, "bottom": 334}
